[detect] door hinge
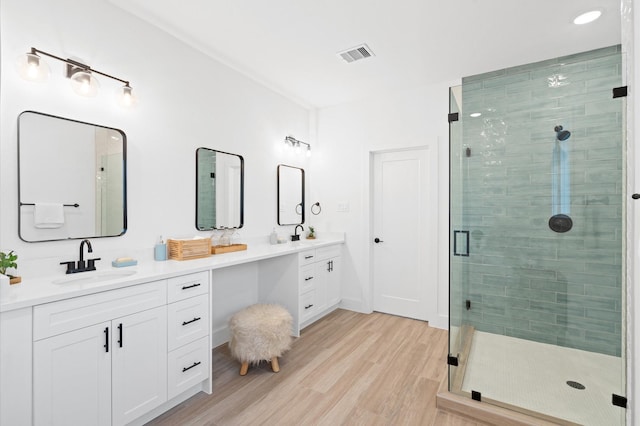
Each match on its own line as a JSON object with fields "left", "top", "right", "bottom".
{"left": 447, "top": 355, "right": 459, "bottom": 366}
{"left": 465, "top": 300, "right": 471, "bottom": 310}
{"left": 613, "top": 86, "right": 628, "bottom": 98}
{"left": 612, "top": 394, "right": 627, "bottom": 408}
{"left": 448, "top": 112, "right": 459, "bottom": 123}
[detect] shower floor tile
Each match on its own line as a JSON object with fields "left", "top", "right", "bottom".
{"left": 461, "top": 331, "right": 624, "bottom": 425}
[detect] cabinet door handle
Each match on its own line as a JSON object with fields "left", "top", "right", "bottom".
{"left": 305, "top": 304, "right": 314, "bottom": 310}
{"left": 330, "top": 260, "right": 334, "bottom": 272}
{"left": 182, "top": 361, "right": 201, "bottom": 372}
{"left": 104, "top": 327, "right": 109, "bottom": 353}
{"left": 304, "top": 276, "right": 314, "bottom": 281}
{"left": 182, "top": 283, "right": 201, "bottom": 290}
{"left": 304, "top": 255, "right": 314, "bottom": 260}
{"left": 182, "top": 317, "right": 201, "bottom": 326}
{"left": 117, "top": 323, "right": 123, "bottom": 347}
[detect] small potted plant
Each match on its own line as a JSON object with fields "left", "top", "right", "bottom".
{"left": 0, "top": 250, "right": 20, "bottom": 285}
{"left": 307, "top": 226, "right": 316, "bottom": 240}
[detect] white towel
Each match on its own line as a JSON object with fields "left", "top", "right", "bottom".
{"left": 34, "top": 203, "right": 65, "bottom": 229}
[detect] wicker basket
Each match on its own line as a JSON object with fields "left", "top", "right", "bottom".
{"left": 167, "top": 238, "right": 211, "bottom": 260}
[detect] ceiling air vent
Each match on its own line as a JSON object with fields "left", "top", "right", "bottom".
{"left": 337, "top": 44, "right": 375, "bottom": 63}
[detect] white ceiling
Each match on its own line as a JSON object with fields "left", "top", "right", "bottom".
{"left": 109, "top": 0, "right": 621, "bottom": 109}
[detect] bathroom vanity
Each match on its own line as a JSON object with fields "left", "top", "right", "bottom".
{"left": 0, "top": 235, "right": 343, "bottom": 426}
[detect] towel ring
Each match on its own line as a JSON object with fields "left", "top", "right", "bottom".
{"left": 311, "top": 202, "right": 321, "bottom": 215}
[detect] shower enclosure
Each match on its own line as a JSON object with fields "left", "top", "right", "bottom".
{"left": 448, "top": 46, "right": 627, "bottom": 425}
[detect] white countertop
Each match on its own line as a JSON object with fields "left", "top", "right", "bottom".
{"left": 0, "top": 234, "right": 344, "bottom": 313}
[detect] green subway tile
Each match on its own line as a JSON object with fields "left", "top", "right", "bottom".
{"left": 556, "top": 293, "right": 616, "bottom": 311}
{"left": 529, "top": 279, "right": 585, "bottom": 295}
{"left": 585, "top": 307, "right": 622, "bottom": 322}
{"left": 530, "top": 320, "right": 583, "bottom": 337}
{"left": 557, "top": 314, "right": 617, "bottom": 334}
{"left": 482, "top": 313, "right": 530, "bottom": 330}
{"left": 529, "top": 300, "right": 585, "bottom": 317}
{"left": 505, "top": 328, "right": 558, "bottom": 345}
{"left": 473, "top": 322, "right": 507, "bottom": 335}
{"left": 506, "top": 287, "right": 557, "bottom": 302}
{"left": 556, "top": 336, "right": 619, "bottom": 357}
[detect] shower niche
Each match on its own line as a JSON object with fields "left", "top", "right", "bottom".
{"left": 448, "top": 46, "right": 627, "bottom": 425}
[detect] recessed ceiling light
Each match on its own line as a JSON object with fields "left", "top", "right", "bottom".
{"left": 573, "top": 10, "right": 602, "bottom": 25}
{"left": 470, "top": 112, "right": 482, "bottom": 118}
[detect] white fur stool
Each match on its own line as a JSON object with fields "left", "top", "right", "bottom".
{"left": 228, "top": 303, "right": 293, "bottom": 376}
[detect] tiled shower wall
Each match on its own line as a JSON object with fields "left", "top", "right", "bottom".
{"left": 454, "top": 46, "right": 624, "bottom": 356}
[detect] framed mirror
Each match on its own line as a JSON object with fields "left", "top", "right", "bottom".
{"left": 18, "top": 111, "right": 127, "bottom": 242}
{"left": 277, "top": 164, "right": 304, "bottom": 226}
{"left": 196, "top": 147, "right": 244, "bottom": 230}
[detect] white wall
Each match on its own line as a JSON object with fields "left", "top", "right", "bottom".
{"left": 313, "top": 82, "right": 457, "bottom": 329}
{"left": 0, "top": 0, "right": 311, "bottom": 276}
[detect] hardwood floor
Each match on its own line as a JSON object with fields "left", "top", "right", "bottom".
{"left": 146, "top": 309, "right": 487, "bottom": 426}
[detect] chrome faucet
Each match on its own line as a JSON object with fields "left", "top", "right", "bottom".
{"left": 291, "top": 225, "right": 304, "bottom": 241}
{"left": 60, "top": 239, "right": 101, "bottom": 274}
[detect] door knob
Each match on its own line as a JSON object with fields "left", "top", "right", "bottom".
{"left": 374, "top": 238, "right": 384, "bottom": 243}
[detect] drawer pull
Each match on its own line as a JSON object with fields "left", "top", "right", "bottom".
{"left": 182, "top": 317, "right": 202, "bottom": 326}
{"left": 304, "top": 276, "right": 314, "bottom": 281}
{"left": 305, "top": 304, "right": 314, "bottom": 310}
{"left": 304, "top": 255, "right": 314, "bottom": 260}
{"left": 182, "top": 361, "right": 201, "bottom": 372}
{"left": 104, "top": 327, "right": 109, "bottom": 353}
{"left": 182, "top": 283, "right": 201, "bottom": 290}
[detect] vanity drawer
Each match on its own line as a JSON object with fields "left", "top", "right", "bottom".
{"left": 168, "top": 336, "right": 210, "bottom": 400}
{"left": 167, "top": 271, "right": 209, "bottom": 303}
{"left": 33, "top": 281, "right": 167, "bottom": 341}
{"left": 168, "top": 294, "right": 209, "bottom": 351}
{"left": 300, "top": 290, "right": 317, "bottom": 322}
{"left": 315, "top": 245, "right": 341, "bottom": 261}
{"left": 299, "top": 264, "right": 316, "bottom": 294}
{"left": 298, "top": 250, "right": 317, "bottom": 266}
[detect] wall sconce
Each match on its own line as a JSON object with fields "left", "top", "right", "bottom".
{"left": 285, "top": 136, "right": 311, "bottom": 157}
{"left": 17, "top": 47, "right": 137, "bottom": 106}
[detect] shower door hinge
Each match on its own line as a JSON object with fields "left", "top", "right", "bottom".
{"left": 613, "top": 86, "right": 628, "bottom": 98}
{"left": 471, "top": 391, "right": 481, "bottom": 402}
{"left": 612, "top": 394, "right": 627, "bottom": 408}
{"left": 447, "top": 355, "right": 459, "bottom": 366}
{"left": 465, "top": 300, "right": 471, "bottom": 310}
{"left": 448, "top": 112, "right": 459, "bottom": 123}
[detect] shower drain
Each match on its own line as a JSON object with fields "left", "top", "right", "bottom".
{"left": 566, "top": 380, "right": 586, "bottom": 390}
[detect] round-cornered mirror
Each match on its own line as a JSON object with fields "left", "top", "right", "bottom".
{"left": 277, "top": 164, "right": 304, "bottom": 226}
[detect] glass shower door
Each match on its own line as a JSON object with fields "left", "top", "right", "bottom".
{"left": 448, "top": 47, "right": 627, "bottom": 425}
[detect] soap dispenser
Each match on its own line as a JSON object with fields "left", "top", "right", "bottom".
{"left": 154, "top": 235, "right": 167, "bottom": 261}
{"left": 269, "top": 228, "right": 278, "bottom": 245}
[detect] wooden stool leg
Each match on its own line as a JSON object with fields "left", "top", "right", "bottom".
{"left": 239, "top": 362, "right": 249, "bottom": 376}
{"left": 271, "top": 357, "right": 280, "bottom": 373}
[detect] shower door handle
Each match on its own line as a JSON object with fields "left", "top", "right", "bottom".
{"left": 453, "top": 230, "right": 469, "bottom": 256}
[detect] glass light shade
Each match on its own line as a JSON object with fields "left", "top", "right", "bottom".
{"left": 117, "top": 85, "right": 138, "bottom": 107}
{"left": 306, "top": 146, "right": 311, "bottom": 157}
{"left": 17, "top": 53, "right": 50, "bottom": 82}
{"left": 70, "top": 70, "right": 99, "bottom": 97}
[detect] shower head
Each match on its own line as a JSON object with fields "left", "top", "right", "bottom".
{"left": 554, "top": 125, "right": 571, "bottom": 141}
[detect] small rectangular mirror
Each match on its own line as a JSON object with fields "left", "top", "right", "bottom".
{"left": 18, "top": 111, "right": 127, "bottom": 242}
{"left": 277, "top": 164, "right": 304, "bottom": 226}
{"left": 196, "top": 148, "right": 244, "bottom": 230}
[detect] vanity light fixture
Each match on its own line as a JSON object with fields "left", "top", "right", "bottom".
{"left": 285, "top": 136, "right": 311, "bottom": 157}
{"left": 18, "top": 47, "right": 137, "bottom": 106}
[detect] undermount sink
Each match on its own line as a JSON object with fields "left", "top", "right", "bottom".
{"left": 52, "top": 269, "right": 137, "bottom": 285}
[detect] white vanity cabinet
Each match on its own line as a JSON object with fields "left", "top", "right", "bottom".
{"left": 33, "top": 281, "right": 168, "bottom": 426}
{"left": 298, "top": 245, "right": 341, "bottom": 328}
{"left": 28, "top": 271, "right": 211, "bottom": 426}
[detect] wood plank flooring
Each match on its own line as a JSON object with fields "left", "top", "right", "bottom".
{"left": 146, "top": 309, "right": 487, "bottom": 426}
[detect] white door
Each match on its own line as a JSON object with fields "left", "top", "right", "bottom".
{"left": 33, "top": 321, "right": 112, "bottom": 426}
{"left": 372, "top": 148, "right": 438, "bottom": 321}
{"left": 112, "top": 306, "right": 167, "bottom": 426}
